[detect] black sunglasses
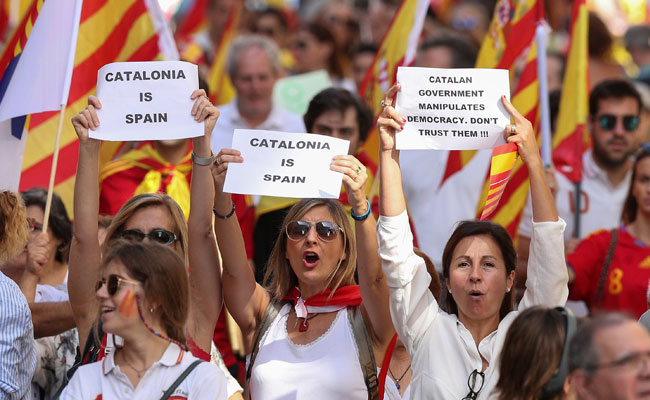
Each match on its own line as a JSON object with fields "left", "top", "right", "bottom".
{"left": 461, "top": 369, "right": 485, "bottom": 400}
{"left": 26, "top": 217, "right": 43, "bottom": 232}
{"left": 120, "top": 229, "right": 177, "bottom": 245}
{"left": 597, "top": 114, "right": 640, "bottom": 132}
{"left": 95, "top": 274, "right": 140, "bottom": 296}
{"left": 286, "top": 220, "right": 343, "bottom": 242}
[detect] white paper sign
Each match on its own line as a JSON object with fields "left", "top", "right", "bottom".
{"left": 91, "top": 61, "right": 201, "bottom": 141}
{"left": 395, "top": 67, "right": 510, "bottom": 150}
{"left": 223, "top": 130, "right": 350, "bottom": 198}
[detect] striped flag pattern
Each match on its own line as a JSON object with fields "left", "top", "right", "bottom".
{"left": 552, "top": 0, "right": 588, "bottom": 183}
{"left": 173, "top": 0, "right": 208, "bottom": 40}
{"left": 480, "top": 143, "right": 518, "bottom": 220}
{"left": 205, "top": 1, "right": 242, "bottom": 105}
{"left": 17, "top": 0, "right": 178, "bottom": 213}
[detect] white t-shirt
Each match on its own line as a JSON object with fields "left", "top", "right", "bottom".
{"left": 248, "top": 304, "right": 367, "bottom": 400}
{"left": 60, "top": 343, "right": 227, "bottom": 399}
{"left": 377, "top": 211, "right": 568, "bottom": 399}
{"left": 519, "top": 149, "right": 631, "bottom": 240}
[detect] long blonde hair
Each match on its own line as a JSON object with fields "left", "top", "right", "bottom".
{"left": 0, "top": 191, "right": 28, "bottom": 266}
{"left": 103, "top": 193, "right": 188, "bottom": 266}
{"left": 264, "top": 199, "right": 357, "bottom": 299}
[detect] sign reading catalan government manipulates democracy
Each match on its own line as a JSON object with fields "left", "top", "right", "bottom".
{"left": 223, "top": 130, "right": 350, "bottom": 199}
{"left": 395, "top": 67, "right": 511, "bottom": 150}
{"left": 91, "top": 61, "right": 201, "bottom": 141}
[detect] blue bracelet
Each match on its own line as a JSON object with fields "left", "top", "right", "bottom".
{"left": 351, "top": 199, "right": 371, "bottom": 221}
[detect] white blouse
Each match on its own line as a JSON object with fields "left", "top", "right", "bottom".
{"left": 377, "top": 211, "right": 568, "bottom": 399}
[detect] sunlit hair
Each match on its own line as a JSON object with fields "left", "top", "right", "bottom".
{"left": 496, "top": 307, "right": 567, "bottom": 400}
{"left": 264, "top": 198, "right": 356, "bottom": 299}
{"left": 102, "top": 193, "right": 188, "bottom": 266}
{"left": 0, "top": 191, "right": 28, "bottom": 266}
{"left": 622, "top": 147, "right": 650, "bottom": 224}
{"left": 442, "top": 220, "right": 516, "bottom": 319}
{"left": 100, "top": 239, "right": 189, "bottom": 344}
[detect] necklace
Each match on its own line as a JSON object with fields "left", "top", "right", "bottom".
{"left": 388, "top": 362, "right": 411, "bottom": 390}
{"left": 120, "top": 351, "right": 150, "bottom": 378}
{"left": 298, "top": 313, "right": 319, "bottom": 332}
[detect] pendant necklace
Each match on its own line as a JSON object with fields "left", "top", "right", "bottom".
{"left": 389, "top": 362, "right": 412, "bottom": 390}
{"left": 120, "top": 351, "right": 149, "bottom": 378}
{"left": 298, "top": 313, "right": 319, "bottom": 332}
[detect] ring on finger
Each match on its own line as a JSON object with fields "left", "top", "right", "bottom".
{"left": 215, "top": 156, "right": 220, "bottom": 166}
{"left": 510, "top": 125, "right": 516, "bottom": 134}
{"left": 380, "top": 99, "right": 386, "bottom": 108}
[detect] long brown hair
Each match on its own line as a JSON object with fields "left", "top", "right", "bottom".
{"left": 622, "top": 147, "right": 650, "bottom": 224}
{"left": 495, "top": 307, "right": 566, "bottom": 400}
{"left": 100, "top": 239, "right": 189, "bottom": 344}
{"left": 264, "top": 198, "right": 356, "bottom": 299}
{"left": 103, "top": 193, "right": 188, "bottom": 266}
{"left": 442, "top": 220, "right": 516, "bottom": 319}
{"left": 0, "top": 191, "right": 28, "bottom": 266}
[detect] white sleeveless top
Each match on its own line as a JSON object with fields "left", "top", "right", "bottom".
{"left": 249, "top": 303, "right": 367, "bottom": 400}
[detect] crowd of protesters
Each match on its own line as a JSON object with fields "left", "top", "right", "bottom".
{"left": 2, "top": 0, "right": 650, "bottom": 399}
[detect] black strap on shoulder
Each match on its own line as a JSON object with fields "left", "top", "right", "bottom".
{"left": 347, "top": 306, "right": 379, "bottom": 400}
{"left": 245, "top": 299, "right": 284, "bottom": 393}
{"left": 592, "top": 228, "right": 619, "bottom": 310}
{"left": 159, "top": 359, "right": 203, "bottom": 400}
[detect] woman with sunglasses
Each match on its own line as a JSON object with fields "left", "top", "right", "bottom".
{"left": 567, "top": 145, "right": 650, "bottom": 318}
{"left": 60, "top": 240, "right": 227, "bottom": 398}
{"left": 208, "top": 144, "right": 395, "bottom": 398}
{"left": 67, "top": 90, "right": 238, "bottom": 392}
{"left": 376, "top": 84, "right": 568, "bottom": 399}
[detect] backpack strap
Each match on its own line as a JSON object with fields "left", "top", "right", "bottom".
{"left": 245, "top": 298, "right": 284, "bottom": 397}
{"left": 591, "top": 228, "right": 619, "bottom": 310}
{"left": 159, "top": 359, "right": 203, "bottom": 400}
{"left": 348, "top": 306, "right": 379, "bottom": 400}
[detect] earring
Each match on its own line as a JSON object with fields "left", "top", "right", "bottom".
{"left": 506, "top": 288, "right": 511, "bottom": 293}
{"left": 448, "top": 288, "right": 452, "bottom": 294}
{"left": 149, "top": 307, "right": 154, "bottom": 313}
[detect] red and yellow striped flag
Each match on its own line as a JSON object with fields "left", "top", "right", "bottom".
{"left": 173, "top": 0, "right": 208, "bottom": 41}
{"left": 480, "top": 143, "right": 518, "bottom": 220}
{"left": 358, "top": 0, "right": 430, "bottom": 166}
{"left": 206, "top": 1, "right": 242, "bottom": 105}
{"left": 17, "top": 0, "right": 178, "bottom": 214}
{"left": 440, "top": 0, "right": 540, "bottom": 189}
{"left": 553, "top": 0, "right": 588, "bottom": 183}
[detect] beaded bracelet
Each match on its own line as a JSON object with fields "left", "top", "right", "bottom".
{"left": 213, "top": 202, "right": 236, "bottom": 219}
{"left": 351, "top": 199, "right": 371, "bottom": 221}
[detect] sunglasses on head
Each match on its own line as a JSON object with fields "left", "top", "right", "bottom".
{"left": 597, "top": 114, "right": 640, "bottom": 132}
{"left": 95, "top": 274, "right": 140, "bottom": 296}
{"left": 120, "top": 229, "right": 177, "bottom": 245}
{"left": 285, "top": 220, "right": 343, "bottom": 242}
{"left": 26, "top": 217, "right": 42, "bottom": 232}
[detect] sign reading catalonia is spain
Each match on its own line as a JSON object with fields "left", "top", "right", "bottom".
{"left": 91, "top": 61, "right": 201, "bottom": 141}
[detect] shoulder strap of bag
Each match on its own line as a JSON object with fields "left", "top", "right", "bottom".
{"left": 348, "top": 306, "right": 379, "bottom": 400}
{"left": 592, "top": 228, "right": 619, "bottom": 310}
{"left": 245, "top": 298, "right": 283, "bottom": 396}
{"left": 159, "top": 359, "right": 203, "bottom": 400}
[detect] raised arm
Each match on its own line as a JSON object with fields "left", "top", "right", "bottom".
{"left": 186, "top": 90, "right": 223, "bottom": 353}
{"left": 68, "top": 97, "right": 103, "bottom": 350}
{"left": 331, "top": 155, "right": 394, "bottom": 347}
{"left": 501, "top": 96, "right": 568, "bottom": 309}
{"left": 211, "top": 149, "right": 270, "bottom": 351}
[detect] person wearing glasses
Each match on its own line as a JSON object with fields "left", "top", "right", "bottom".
{"left": 60, "top": 240, "right": 228, "bottom": 399}
{"left": 208, "top": 144, "right": 395, "bottom": 398}
{"left": 517, "top": 79, "right": 643, "bottom": 287}
{"left": 569, "top": 312, "right": 650, "bottom": 399}
{"left": 566, "top": 144, "right": 650, "bottom": 318}
{"left": 67, "top": 90, "right": 243, "bottom": 398}
{"left": 376, "top": 84, "right": 568, "bottom": 399}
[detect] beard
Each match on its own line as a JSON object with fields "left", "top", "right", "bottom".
{"left": 592, "top": 138, "right": 635, "bottom": 169}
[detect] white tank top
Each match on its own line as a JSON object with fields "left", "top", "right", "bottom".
{"left": 249, "top": 303, "right": 368, "bottom": 400}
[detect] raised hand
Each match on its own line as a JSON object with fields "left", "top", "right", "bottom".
{"left": 71, "top": 96, "right": 102, "bottom": 144}
{"left": 210, "top": 148, "right": 244, "bottom": 193}
{"left": 331, "top": 155, "right": 368, "bottom": 214}
{"left": 501, "top": 95, "right": 539, "bottom": 167}
{"left": 25, "top": 232, "right": 49, "bottom": 277}
{"left": 377, "top": 83, "right": 405, "bottom": 153}
{"left": 190, "top": 89, "right": 219, "bottom": 142}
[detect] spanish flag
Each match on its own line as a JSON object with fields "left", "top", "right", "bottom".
{"left": 480, "top": 143, "right": 518, "bottom": 220}
{"left": 553, "top": 0, "right": 588, "bottom": 183}
{"left": 18, "top": 0, "right": 178, "bottom": 214}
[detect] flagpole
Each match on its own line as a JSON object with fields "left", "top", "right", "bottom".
{"left": 536, "top": 4, "right": 552, "bottom": 168}
{"left": 42, "top": 104, "right": 65, "bottom": 233}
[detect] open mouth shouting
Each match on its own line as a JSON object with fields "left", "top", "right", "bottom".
{"left": 303, "top": 251, "right": 320, "bottom": 268}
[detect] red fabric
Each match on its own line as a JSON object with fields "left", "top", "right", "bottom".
{"left": 186, "top": 335, "right": 210, "bottom": 361}
{"left": 212, "top": 309, "right": 237, "bottom": 367}
{"left": 282, "top": 285, "right": 362, "bottom": 307}
{"left": 568, "top": 226, "right": 650, "bottom": 318}
{"left": 378, "top": 334, "right": 398, "bottom": 399}
{"left": 233, "top": 193, "right": 255, "bottom": 259}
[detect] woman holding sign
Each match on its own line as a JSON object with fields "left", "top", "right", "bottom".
{"left": 66, "top": 90, "right": 239, "bottom": 398}
{"left": 376, "top": 83, "right": 568, "bottom": 399}
{"left": 208, "top": 145, "right": 395, "bottom": 398}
